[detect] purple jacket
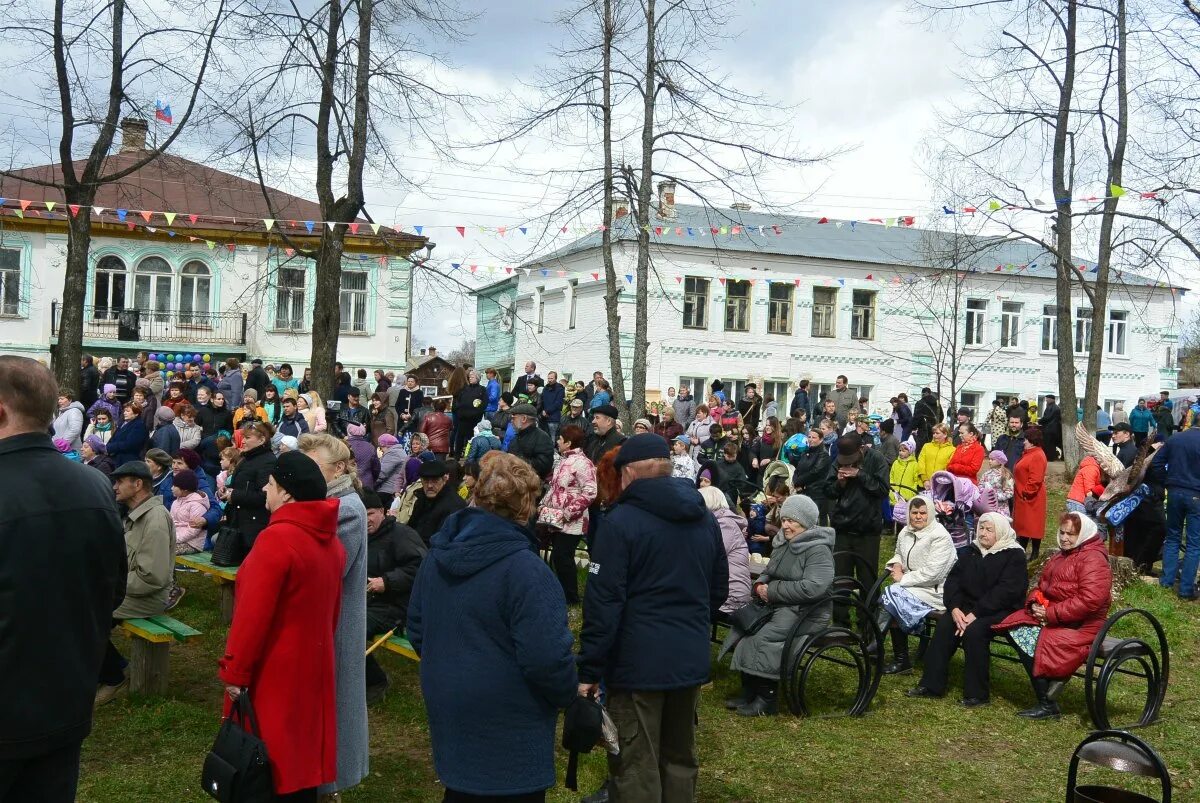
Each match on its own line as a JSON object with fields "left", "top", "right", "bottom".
{"left": 348, "top": 433, "right": 380, "bottom": 490}
{"left": 713, "top": 508, "right": 752, "bottom": 614}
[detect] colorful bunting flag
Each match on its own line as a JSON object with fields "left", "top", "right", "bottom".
{"left": 456, "top": 226, "right": 466, "bottom": 237}
{"left": 68, "top": 204, "right": 80, "bottom": 217}
{"left": 164, "top": 212, "right": 176, "bottom": 225}
{"left": 263, "top": 218, "right": 274, "bottom": 230}
{"left": 44, "top": 201, "right": 56, "bottom": 212}
{"left": 140, "top": 210, "right": 153, "bottom": 222}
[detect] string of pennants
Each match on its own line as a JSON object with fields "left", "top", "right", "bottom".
{"left": 0, "top": 183, "right": 1177, "bottom": 241}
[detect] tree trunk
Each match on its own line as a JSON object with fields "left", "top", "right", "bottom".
{"left": 309, "top": 229, "right": 345, "bottom": 400}
{"left": 1082, "top": 0, "right": 1128, "bottom": 437}
{"left": 53, "top": 206, "right": 95, "bottom": 394}
{"left": 599, "top": 0, "right": 626, "bottom": 423}
{"left": 629, "top": 0, "right": 655, "bottom": 432}
{"left": 1053, "top": 0, "right": 1080, "bottom": 471}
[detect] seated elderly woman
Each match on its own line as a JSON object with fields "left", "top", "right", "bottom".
{"left": 720, "top": 495, "right": 834, "bottom": 717}
{"left": 876, "top": 496, "right": 958, "bottom": 675}
{"left": 698, "top": 486, "right": 752, "bottom": 620}
{"left": 994, "top": 512, "right": 1112, "bottom": 720}
{"left": 908, "top": 512, "right": 1027, "bottom": 706}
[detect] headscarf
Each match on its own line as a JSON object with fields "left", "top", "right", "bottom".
{"left": 900, "top": 437, "right": 916, "bottom": 456}
{"left": 85, "top": 435, "right": 107, "bottom": 454}
{"left": 698, "top": 485, "right": 729, "bottom": 511}
{"left": 975, "top": 511, "right": 1020, "bottom": 554}
{"left": 1059, "top": 512, "right": 1099, "bottom": 550}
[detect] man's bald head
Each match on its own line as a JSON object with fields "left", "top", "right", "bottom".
{"left": 0, "top": 356, "right": 57, "bottom": 435}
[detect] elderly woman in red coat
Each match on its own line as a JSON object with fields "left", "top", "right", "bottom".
{"left": 219, "top": 451, "right": 345, "bottom": 801}
{"left": 993, "top": 511, "right": 1111, "bottom": 721}
{"left": 1013, "top": 427, "right": 1049, "bottom": 559}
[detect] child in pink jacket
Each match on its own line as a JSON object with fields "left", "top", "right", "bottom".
{"left": 170, "top": 469, "right": 211, "bottom": 554}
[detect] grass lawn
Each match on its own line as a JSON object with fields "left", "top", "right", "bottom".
{"left": 80, "top": 478, "right": 1200, "bottom": 801}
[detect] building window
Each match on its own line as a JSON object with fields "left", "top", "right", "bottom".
{"left": 1000, "top": 301, "right": 1022, "bottom": 348}
{"left": 179, "top": 261, "right": 211, "bottom": 325}
{"left": 0, "top": 247, "right": 20, "bottom": 316}
{"left": 339, "top": 270, "right": 368, "bottom": 333}
{"left": 1041, "top": 304, "right": 1057, "bottom": 351}
{"left": 719, "top": 378, "right": 747, "bottom": 402}
{"left": 93, "top": 255, "right": 128, "bottom": 321}
{"left": 965, "top": 299, "right": 986, "bottom": 346}
{"left": 679, "top": 376, "right": 707, "bottom": 401}
{"left": 1103, "top": 399, "right": 1122, "bottom": 415}
{"left": 1074, "top": 307, "right": 1093, "bottom": 354}
{"left": 568, "top": 280, "right": 578, "bottom": 330}
{"left": 959, "top": 391, "right": 981, "bottom": 420}
{"left": 275, "top": 267, "right": 306, "bottom": 330}
{"left": 1107, "top": 310, "right": 1127, "bottom": 355}
{"left": 851, "top": 290, "right": 876, "bottom": 340}
{"left": 762, "top": 381, "right": 791, "bottom": 407}
{"left": 854, "top": 385, "right": 874, "bottom": 408}
{"left": 767, "top": 282, "right": 793, "bottom": 335}
{"left": 811, "top": 383, "right": 833, "bottom": 411}
{"left": 133, "top": 256, "right": 172, "bottom": 323}
{"left": 537, "top": 293, "right": 545, "bottom": 334}
{"left": 683, "top": 277, "right": 708, "bottom": 329}
{"left": 724, "top": 280, "right": 751, "bottom": 332}
{"left": 812, "top": 287, "right": 836, "bottom": 337}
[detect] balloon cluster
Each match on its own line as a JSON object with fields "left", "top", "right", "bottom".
{"left": 147, "top": 352, "right": 214, "bottom": 371}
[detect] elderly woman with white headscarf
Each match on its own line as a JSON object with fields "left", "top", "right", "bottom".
{"left": 698, "top": 486, "right": 751, "bottom": 617}
{"left": 876, "top": 496, "right": 957, "bottom": 675}
{"left": 908, "top": 511, "right": 1027, "bottom": 707}
{"left": 993, "top": 511, "right": 1112, "bottom": 720}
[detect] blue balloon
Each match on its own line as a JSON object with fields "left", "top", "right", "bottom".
{"left": 783, "top": 433, "right": 809, "bottom": 464}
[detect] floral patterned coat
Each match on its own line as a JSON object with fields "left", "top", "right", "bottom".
{"left": 538, "top": 449, "right": 598, "bottom": 536}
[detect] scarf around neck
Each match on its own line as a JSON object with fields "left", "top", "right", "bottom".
{"left": 326, "top": 472, "right": 355, "bottom": 498}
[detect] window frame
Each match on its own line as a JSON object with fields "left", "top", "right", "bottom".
{"left": 767, "top": 282, "right": 793, "bottom": 335}
{"left": 850, "top": 289, "right": 876, "bottom": 341}
{"left": 178, "top": 260, "right": 212, "bottom": 325}
{"left": 274, "top": 265, "right": 307, "bottom": 331}
{"left": 1074, "top": 307, "right": 1093, "bottom": 354}
{"left": 964, "top": 298, "right": 987, "bottom": 347}
{"left": 339, "top": 269, "right": 369, "bottom": 334}
{"left": 1106, "top": 309, "right": 1127, "bottom": 356}
{"left": 132, "top": 256, "right": 173, "bottom": 324}
{"left": 1040, "top": 304, "right": 1058, "bottom": 352}
{"left": 0, "top": 247, "right": 20, "bottom": 316}
{"left": 811, "top": 287, "right": 837, "bottom": 338}
{"left": 682, "top": 276, "right": 709, "bottom": 330}
{"left": 999, "top": 300, "right": 1022, "bottom": 349}
{"left": 724, "top": 279, "right": 751, "bottom": 333}
{"left": 958, "top": 391, "right": 982, "bottom": 421}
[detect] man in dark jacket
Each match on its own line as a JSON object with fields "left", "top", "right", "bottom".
{"left": 1110, "top": 422, "right": 1137, "bottom": 468}
{"left": 562, "top": 397, "right": 591, "bottom": 436}
{"left": 1040, "top": 393, "right": 1062, "bottom": 461}
{"left": 362, "top": 491, "right": 426, "bottom": 703}
{"left": 577, "top": 434, "right": 727, "bottom": 802}
{"left": 911, "top": 387, "right": 943, "bottom": 453}
{"left": 585, "top": 403, "right": 626, "bottom": 465}
{"left": 827, "top": 433, "right": 890, "bottom": 603}
{"left": 1153, "top": 401, "right": 1175, "bottom": 441}
{"left": 893, "top": 393, "right": 913, "bottom": 442}
{"left": 507, "top": 403, "right": 554, "bottom": 479}
{"left": 537, "top": 371, "right": 565, "bottom": 442}
{"left": 332, "top": 386, "right": 371, "bottom": 438}
{"left": 244, "top": 358, "right": 270, "bottom": 401}
{"left": 100, "top": 356, "right": 136, "bottom": 403}
{"left": 452, "top": 369, "right": 488, "bottom": 456}
{"left": 80, "top": 354, "right": 100, "bottom": 408}
{"left": 0, "top": 356, "right": 126, "bottom": 800}
{"left": 409, "top": 460, "right": 466, "bottom": 545}
{"left": 789, "top": 379, "right": 811, "bottom": 420}
{"left": 994, "top": 415, "right": 1027, "bottom": 471}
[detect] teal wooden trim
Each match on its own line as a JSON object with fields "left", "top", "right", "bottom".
{"left": 0, "top": 231, "right": 34, "bottom": 317}
{"left": 86, "top": 243, "right": 224, "bottom": 322}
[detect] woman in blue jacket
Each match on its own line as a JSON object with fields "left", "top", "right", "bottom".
{"left": 407, "top": 451, "right": 577, "bottom": 801}
{"left": 107, "top": 402, "right": 149, "bottom": 466}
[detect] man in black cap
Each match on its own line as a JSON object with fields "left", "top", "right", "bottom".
{"left": 409, "top": 459, "right": 466, "bottom": 545}
{"left": 577, "top": 433, "right": 727, "bottom": 802}
{"left": 507, "top": 402, "right": 554, "bottom": 479}
{"left": 0, "top": 356, "right": 125, "bottom": 800}
{"left": 244, "top": 357, "right": 270, "bottom": 402}
{"left": 361, "top": 491, "right": 426, "bottom": 703}
{"left": 585, "top": 403, "right": 625, "bottom": 465}
{"left": 333, "top": 385, "right": 371, "bottom": 438}
{"left": 1110, "top": 422, "right": 1137, "bottom": 468}
{"left": 1040, "top": 392, "right": 1062, "bottom": 461}
{"left": 911, "top": 387, "right": 943, "bottom": 454}
{"left": 98, "top": 459, "right": 176, "bottom": 704}
{"left": 826, "top": 433, "right": 889, "bottom": 608}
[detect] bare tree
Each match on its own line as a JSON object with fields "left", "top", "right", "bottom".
{"left": 445, "top": 338, "right": 475, "bottom": 367}
{"left": 0, "top": 0, "right": 230, "bottom": 392}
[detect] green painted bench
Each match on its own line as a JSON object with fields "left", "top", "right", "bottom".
{"left": 121, "top": 615, "right": 203, "bottom": 694}
{"left": 382, "top": 634, "right": 419, "bottom": 662}
{"left": 176, "top": 552, "right": 239, "bottom": 624}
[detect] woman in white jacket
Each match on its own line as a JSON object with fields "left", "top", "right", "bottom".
{"left": 877, "top": 496, "right": 957, "bottom": 675}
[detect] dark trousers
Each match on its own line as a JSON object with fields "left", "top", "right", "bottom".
{"left": 276, "top": 788, "right": 317, "bottom": 802}
{"left": 919, "top": 610, "right": 1006, "bottom": 700}
{"left": 1124, "top": 500, "right": 1166, "bottom": 572}
{"left": 443, "top": 789, "right": 545, "bottom": 802}
{"left": 99, "top": 619, "right": 126, "bottom": 686}
{"left": 366, "top": 609, "right": 396, "bottom": 688}
{"left": 0, "top": 740, "right": 82, "bottom": 803}
{"left": 453, "top": 417, "right": 483, "bottom": 457}
{"left": 606, "top": 687, "right": 700, "bottom": 803}
{"left": 834, "top": 532, "right": 879, "bottom": 592}
{"left": 550, "top": 531, "right": 581, "bottom": 604}
{"left": 1018, "top": 536, "right": 1041, "bottom": 560}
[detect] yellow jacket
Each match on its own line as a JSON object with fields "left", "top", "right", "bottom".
{"left": 917, "top": 440, "right": 956, "bottom": 486}
{"left": 889, "top": 455, "right": 921, "bottom": 505}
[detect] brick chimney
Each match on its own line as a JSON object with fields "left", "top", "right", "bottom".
{"left": 119, "top": 117, "right": 149, "bottom": 152}
{"left": 610, "top": 197, "right": 629, "bottom": 220}
{"left": 427, "top": 345, "right": 437, "bottom": 359}
{"left": 657, "top": 180, "right": 676, "bottom": 219}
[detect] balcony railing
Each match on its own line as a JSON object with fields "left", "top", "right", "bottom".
{"left": 51, "top": 303, "right": 248, "bottom": 346}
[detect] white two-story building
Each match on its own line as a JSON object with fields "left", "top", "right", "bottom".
{"left": 475, "top": 184, "right": 1183, "bottom": 417}
{"left": 0, "top": 118, "right": 426, "bottom": 371}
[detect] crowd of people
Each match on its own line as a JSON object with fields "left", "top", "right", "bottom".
{"left": 5, "top": 350, "right": 1197, "bottom": 802}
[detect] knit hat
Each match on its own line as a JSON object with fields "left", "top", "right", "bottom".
{"left": 270, "top": 451, "right": 327, "bottom": 501}
{"left": 633, "top": 418, "right": 652, "bottom": 431}
{"left": 613, "top": 433, "right": 670, "bottom": 470}
{"left": 779, "top": 494, "right": 820, "bottom": 529}
{"left": 299, "top": 393, "right": 313, "bottom": 408}
{"left": 278, "top": 435, "right": 299, "bottom": 452}
{"left": 155, "top": 406, "right": 175, "bottom": 424}
{"left": 378, "top": 433, "right": 399, "bottom": 446}
{"left": 474, "top": 420, "right": 493, "bottom": 434}
{"left": 85, "top": 435, "right": 106, "bottom": 454}
{"left": 103, "top": 383, "right": 116, "bottom": 394}
{"left": 52, "top": 438, "right": 71, "bottom": 453}
{"left": 174, "top": 448, "right": 201, "bottom": 469}
{"left": 900, "top": 437, "right": 916, "bottom": 455}
{"left": 988, "top": 450, "right": 1008, "bottom": 466}
{"left": 172, "top": 469, "right": 199, "bottom": 493}
{"left": 346, "top": 423, "right": 366, "bottom": 438}
{"left": 360, "top": 490, "right": 385, "bottom": 510}
{"left": 243, "top": 388, "right": 258, "bottom": 401}
{"left": 145, "top": 448, "right": 173, "bottom": 470}
{"left": 592, "top": 403, "right": 619, "bottom": 420}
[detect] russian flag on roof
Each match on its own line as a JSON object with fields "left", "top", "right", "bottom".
{"left": 155, "top": 100, "right": 173, "bottom": 125}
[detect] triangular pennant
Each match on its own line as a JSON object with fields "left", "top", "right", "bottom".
{"left": 541, "top": 269, "right": 549, "bottom": 277}
{"left": 93, "top": 206, "right": 105, "bottom": 216}
{"left": 519, "top": 227, "right": 527, "bottom": 235}
{"left": 818, "top": 217, "right": 829, "bottom": 224}
{"left": 451, "top": 263, "right": 461, "bottom": 270}
{"left": 794, "top": 278, "right": 801, "bottom": 286}
{"left": 710, "top": 227, "right": 719, "bottom": 235}
{"left": 772, "top": 225, "right": 782, "bottom": 234}
{"left": 44, "top": 201, "right": 56, "bottom": 212}
{"left": 206, "top": 240, "right": 215, "bottom": 249}
{"left": 732, "top": 226, "right": 742, "bottom": 234}
{"left": 126, "top": 222, "right": 135, "bottom": 230}
{"left": 835, "top": 221, "right": 843, "bottom": 229}
{"left": 591, "top": 272, "right": 599, "bottom": 281}
{"left": 140, "top": 210, "right": 153, "bottom": 222}
{"left": 18, "top": 199, "right": 30, "bottom": 211}
{"left": 625, "top": 274, "right": 633, "bottom": 284}
{"left": 163, "top": 211, "right": 176, "bottom": 225}
{"left": 654, "top": 226, "right": 663, "bottom": 235}
{"left": 284, "top": 248, "right": 295, "bottom": 257}
{"left": 865, "top": 274, "right": 874, "bottom": 280}
{"left": 348, "top": 223, "right": 359, "bottom": 234}
{"left": 988, "top": 200, "right": 1002, "bottom": 211}
{"left": 560, "top": 226, "right": 568, "bottom": 234}
{"left": 686, "top": 227, "right": 695, "bottom": 237}
{"left": 1109, "top": 184, "right": 1127, "bottom": 198}
{"left": 718, "top": 277, "right": 726, "bottom": 285}
{"left": 522, "top": 268, "right": 532, "bottom": 277}
{"left": 263, "top": 218, "right": 274, "bottom": 230}
{"left": 68, "top": 204, "right": 80, "bottom": 217}
{"left": 469, "top": 265, "right": 478, "bottom": 273}
{"left": 675, "top": 276, "right": 682, "bottom": 283}
{"left": 187, "top": 236, "right": 198, "bottom": 242}
{"left": 146, "top": 227, "right": 157, "bottom": 233}
{"left": 456, "top": 226, "right": 466, "bottom": 237}
{"left": 901, "top": 216, "right": 915, "bottom": 227}
{"left": 13, "top": 210, "right": 23, "bottom": 219}
{"left": 188, "top": 214, "right": 198, "bottom": 224}
{"left": 226, "top": 243, "right": 236, "bottom": 252}
{"left": 300, "top": 220, "right": 312, "bottom": 233}
{"left": 116, "top": 209, "right": 127, "bottom": 222}
{"left": 498, "top": 226, "right": 506, "bottom": 237}
{"left": 675, "top": 227, "right": 683, "bottom": 236}
{"left": 837, "top": 279, "right": 845, "bottom": 287}
{"left": 370, "top": 223, "right": 381, "bottom": 234}
{"left": 719, "top": 226, "right": 728, "bottom": 235}
{"left": 326, "top": 221, "right": 337, "bottom": 230}
{"left": 504, "top": 267, "right": 513, "bottom": 274}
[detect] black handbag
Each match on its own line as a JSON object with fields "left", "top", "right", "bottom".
{"left": 561, "top": 694, "right": 604, "bottom": 791}
{"left": 201, "top": 693, "right": 273, "bottom": 802}
{"left": 730, "top": 599, "right": 774, "bottom": 636}
{"left": 211, "top": 524, "right": 247, "bottom": 567}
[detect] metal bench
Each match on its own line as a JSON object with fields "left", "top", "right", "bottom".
{"left": 777, "top": 593, "right": 883, "bottom": 718}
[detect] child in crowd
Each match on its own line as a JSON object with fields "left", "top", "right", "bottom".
{"left": 700, "top": 423, "right": 725, "bottom": 463}
{"left": 746, "top": 475, "right": 788, "bottom": 557}
{"left": 170, "top": 469, "right": 211, "bottom": 555}
{"left": 842, "top": 409, "right": 860, "bottom": 436}
{"left": 671, "top": 435, "right": 699, "bottom": 480}
{"left": 216, "top": 446, "right": 241, "bottom": 503}
{"left": 84, "top": 409, "right": 115, "bottom": 445}
{"left": 977, "top": 450, "right": 1015, "bottom": 516}
{"left": 716, "top": 441, "right": 749, "bottom": 509}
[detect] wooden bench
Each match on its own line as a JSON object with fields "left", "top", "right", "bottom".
{"left": 381, "top": 634, "right": 420, "bottom": 662}
{"left": 121, "top": 615, "right": 202, "bottom": 695}
{"left": 176, "top": 551, "right": 239, "bottom": 624}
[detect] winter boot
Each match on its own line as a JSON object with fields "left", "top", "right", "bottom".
{"left": 883, "top": 628, "right": 913, "bottom": 675}
{"left": 724, "top": 672, "right": 756, "bottom": 710}
{"left": 1017, "top": 677, "right": 1061, "bottom": 720}
{"left": 736, "top": 679, "right": 778, "bottom": 717}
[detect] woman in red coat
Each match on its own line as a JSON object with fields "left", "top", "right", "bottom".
{"left": 420, "top": 398, "right": 453, "bottom": 458}
{"left": 219, "top": 451, "right": 345, "bottom": 801}
{"left": 1013, "top": 427, "right": 1049, "bottom": 558}
{"left": 946, "top": 422, "right": 985, "bottom": 482}
{"left": 994, "top": 512, "right": 1111, "bottom": 720}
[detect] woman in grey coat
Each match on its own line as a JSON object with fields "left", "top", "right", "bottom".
{"left": 299, "top": 433, "right": 369, "bottom": 796}
{"left": 722, "top": 494, "right": 835, "bottom": 716}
